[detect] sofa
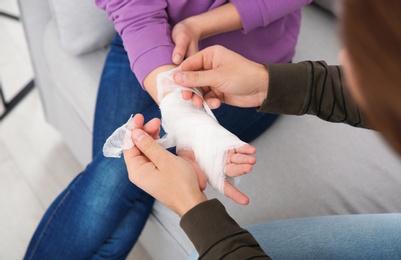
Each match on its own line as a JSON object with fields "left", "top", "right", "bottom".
{"left": 18, "top": 0, "right": 401, "bottom": 259}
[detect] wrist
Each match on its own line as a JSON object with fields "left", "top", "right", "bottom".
{"left": 182, "top": 16, "right": 205, "bottom": 40}
{"left": 176, "top": 192, "right": 207, "bottom": 217}
{"left": 144, "top": 64, "right": 178, "bottom": 103}
{"left": 256, "top": 64, "right": 269, "bottom": 106}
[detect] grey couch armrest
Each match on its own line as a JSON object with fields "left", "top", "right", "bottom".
{"left": 18, "top": 0, "right": 56, "bottom": 124}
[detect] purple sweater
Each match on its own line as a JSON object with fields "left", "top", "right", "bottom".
{"left": 95, "top": 0, "right": 312, "bottom": 85}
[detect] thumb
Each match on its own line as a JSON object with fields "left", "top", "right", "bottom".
{"left": 132, "top": 128, "right": 169, "bottom": 167}
{"left": 174, "top": 70, "right": 218, "bottom": 88}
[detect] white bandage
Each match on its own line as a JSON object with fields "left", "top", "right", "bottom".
{"left": 103, "top": 115, "right": 136, "bottom": 158}
{"left": 103, "top": 68, "right": 247, "bottom": 194}
{"left": 102, "top": 116, "right": 173, "bottom": 158}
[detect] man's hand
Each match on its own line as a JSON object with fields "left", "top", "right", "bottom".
{"left": 174, "top": 45, "right": 269, "bottom": 109}
{"left": 124, "top": 114, "right": 252, "bottom": 214}
{"left": 124, "top": 114, "right": 207, "bottom": 217}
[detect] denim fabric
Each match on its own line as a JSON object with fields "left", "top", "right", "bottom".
{"left": 24, "top": 154, "right": 154, "bottom": 259}
{"left": 250, "top": 213, "right": 401, "bottom": 259}
{"left": 190, "top": 214, "right": 401, "bottom": 259}
{"left": 25, "top": 34, "right": 278, "bottom": 259}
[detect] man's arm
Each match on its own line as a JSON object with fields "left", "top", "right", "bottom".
{"left": 175, "top": 46, "right": 369, "bottom": 129}
{"left": 123, "top": 123, "right": 270, "bottom": 259}
{"left": 181, "top": 199, "right": 271, "bottom": 259}
{"left": 260, "top": 61, "right": 369, "bottom": 128}
{"left": 95, "top": 0, "right": 176, "bottom": 101}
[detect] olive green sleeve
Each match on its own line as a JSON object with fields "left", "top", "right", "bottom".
{"left": 259, "top": 61, "right": 369, "bottom": 128}
{"left": 180, "top": 199, "right": 271, "bottom": 260}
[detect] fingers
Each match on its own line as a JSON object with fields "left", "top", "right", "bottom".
{"left": 143, "top": 118, "right": 161, "bottom": 139}
{"left": 223, "top": 180, "right": 249, "bottom": 205}
{"left": 132, "top": 128, "right": 170, "bottom": 167}
{"left": 235, "top": 144, "right": 257, "bottom": 155}
{"left": 123, "top": 142, "right": 152, "bottom": 184}
{"left": 231, "top": 153, "right": 256, "bottom": 164}
{"left": 123, "top": 144, "right": 142, "bottom": 160}
{"left": 186, "top": 41, "right": 199, "bottom": 58}
{"left": 172, "top": 49, "right": 184, "bottom": 65}
{"left": 225, "top": 164, "right": 253, "bottom": 178}
{"left": 192, "top": 95, "right": 204, "bottom": 108}
{"left": 205, "top": 98, "right": 222, "bottom": 109}
{"left": 174, "top": 70, "right": 215, "bottom": 88}
{"left": 182, "top": 90, "right": 193, "bottom": 101}
{"left": 181, "top": 89, "right": 203, "bottom": 108}
{"left": 172, "top": 35, "right": 189, "bottom": 64}
{"left": 182, "top": 90, "right": 203, "bottom": 108}
{"left": 225, "top": 153, "right": 255, "bottom": 178}
{"left": 179, "top": 47, "right": 215, "bottom": 71}
{"left": 131, "top": 114, "right": 160, "bottom": 140}
{"left": 124, "top": 114, "right": 148, "bottom": 160}
{"left": 172, "top": 34, "right": 199, "bottom": 64}
{"left": 226, "top": 145, "right": 256, "bottom": 164}
{"left": 224, "top": 145, "right": 256, "bottom": 177}
{"left": 178, "top": 150, "right": 207, "bottom": 191}
{"left": 132, "top": 114, "right": 145, "bottom": 128}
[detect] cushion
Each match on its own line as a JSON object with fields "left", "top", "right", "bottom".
{"left": 314, "top": 0, "right": 338, "bottom": 15}
{"left": 49, "top": 0, "right": 115, "bottom": 56}
{"left": 43, "top": 20, "right": 108, "bottom": 132}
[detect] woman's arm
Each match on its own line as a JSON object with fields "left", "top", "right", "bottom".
{"left": 95, "top": 0, "right": 176, "bottom": 101}
{"left": 171, "top": 0, "right": 312, "bottom": 65}
{"left": 171, "top": 3, "right": 242, "bottom": 64}
{"left": 230, "top": 0, "right": 313, "bottom": 34}
{"left": 183, "top": 3, "right": 243, "bottom": 41}
{"left": 183, "top": 0, "right": 313, "bottom": 38}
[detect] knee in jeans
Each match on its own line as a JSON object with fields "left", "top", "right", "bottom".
{"left": 84, "top": 156, "right": 148, "bottom": 204}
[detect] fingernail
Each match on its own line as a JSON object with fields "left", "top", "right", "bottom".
{"left": 133, "top": 129, "right": 145, "bottom": 143}
{"left": 211, "top": 100, "right": 219, "bottom": 109}
{"left": 175, "top": 72, "right": 186, "bottom": 84}
{"left": 173, "top": 54, "right": 182, "bottom": 64}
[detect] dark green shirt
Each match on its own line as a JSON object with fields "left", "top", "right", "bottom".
{"left": 180, "top": 61, "right": 369, "bottom": 260}
{"left": 181, "top": 199, "right": 271, "bottom": 259}
{"left": 261, "top": 61, "right": 368, "bottom": 128}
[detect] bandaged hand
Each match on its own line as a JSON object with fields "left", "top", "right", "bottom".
{"left": 103, "top": 67, "right": 256, "bottom": 205}
{"left": 105, "top": 113, "right": 254, "bottom": 205}
{"left": 174, "top": 45, "right": 269, "bottom": 109}
{"left": 157, "top": 68, "right": 255, "bottom": 205}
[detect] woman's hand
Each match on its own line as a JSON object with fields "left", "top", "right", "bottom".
{"left": 178, "top": 146, "right": 254, "bottom": 206}
{"left": 171, "top": 3, "right": 242, "bottom": 65}
{"left": 171, "top": 19, "right": 201, "bottom": 64}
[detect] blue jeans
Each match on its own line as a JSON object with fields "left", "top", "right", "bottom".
{"left": 190, "top": 214, "right": 401, "bottom": 259}
{"left": 24, "top": 34, "right": 278, "bottom": 259}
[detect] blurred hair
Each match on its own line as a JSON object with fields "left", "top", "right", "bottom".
{"left": 342, "top": 0, "right": 401, "bottom": 154}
